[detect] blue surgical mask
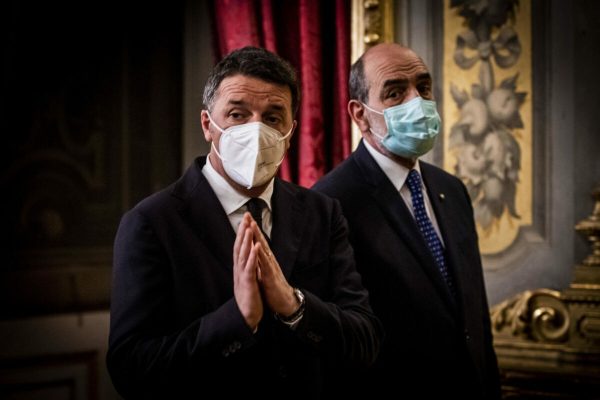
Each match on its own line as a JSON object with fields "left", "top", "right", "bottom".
{"left": 363, "top": 97, "right": 441, "bottom": 158}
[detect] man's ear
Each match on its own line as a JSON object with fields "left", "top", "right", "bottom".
{"left": 200, "top": 110, "right": 212, "bottom": 142}
{"left": 284, "top": 120, "right": 297, "bottom": 151}
{"left": 348, "top": 100, "right": 370, "bottom": 135}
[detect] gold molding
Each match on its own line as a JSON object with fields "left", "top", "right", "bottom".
{"left": 351, "top": 0, "right": 394, "bottom": 63}
{"left": 351, "top": 0, "right": 395, "bottom": 149}
{"left": 492, "top": 186, "right": 600, "bottom": 396}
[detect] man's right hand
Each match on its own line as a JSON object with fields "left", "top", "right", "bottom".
{"left": 233, "top": 213, "right": 263, "bottom": 331}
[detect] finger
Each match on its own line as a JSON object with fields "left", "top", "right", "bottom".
{"left": 233, "top": 214, "right": 250, "bottom": 262}
{"left": 250, "top": 220, "right": 272, "bottom": 255}
{"left": 237, "top": 227, "right": 254, "bottom": 271}
{"left": 245, "top": 242, "right": 260, "bottom": 277}
{"left": 244, "top": 210, "right": 255, "bottom": 222}
{"left": 243, "top": 244, "right": 259, "bottom": 286}
{"left": 256, "top": 242, "right": 278, "bottom": 283}
{"left": 244, "top": 211, "right": 260, "bottom": 234}
{"left": 257, "top": 266, "right": 263, "bottom": 282}
{"left": 257, "top": 243, "right": 271, "bottom": 272}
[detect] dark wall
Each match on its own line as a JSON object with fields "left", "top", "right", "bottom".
{"left": 1, "top": 0, "right": 184, "bottom": 317}
{"left": 574, "top": 0, "right": 600, "bottom": 264}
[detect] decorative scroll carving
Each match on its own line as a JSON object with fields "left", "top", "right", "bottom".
{"left": 491, "top": 289, "right": 569, "bottom": 343}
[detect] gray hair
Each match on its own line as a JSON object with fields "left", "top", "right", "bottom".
{"left": 349, "top": 54, "right": 369, "bottom": 103}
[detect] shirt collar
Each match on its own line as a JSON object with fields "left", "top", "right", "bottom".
{"left": 362, "top": 139, "right": 422, "bottom": 191}
{"left": 201, "top": 154, "right": 274, "bottom": 215}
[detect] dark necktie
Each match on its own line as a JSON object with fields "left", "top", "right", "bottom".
{"left": 406, "top": 169, "right": 455, "bottom": 296}
{"left": 246, "top": 198, "right": 268, "bottom": 238}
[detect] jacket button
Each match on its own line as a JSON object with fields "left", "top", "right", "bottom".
{"left": 279, "top": 365, "right": 288, "bottom": 378}
{"left": 307, "top": 331, "right": 323, "bottom": 342}
{"left": 464, "top": 329, "right": 471, "bottom": 341}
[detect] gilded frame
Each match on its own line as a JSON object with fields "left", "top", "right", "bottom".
{"left": 351, "top": 0, "right": 395, "bottom": 148}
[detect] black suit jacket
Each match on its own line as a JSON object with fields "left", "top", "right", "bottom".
{"left": 107, "top": 156, "right": 382, "bottom": 399}
{"left": 313, "top": 141, "right": 501, "bottom": 399}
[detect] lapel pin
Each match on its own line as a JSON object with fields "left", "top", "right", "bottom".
{"left": 439, "top": 193, "right": 445, "bottom": 200}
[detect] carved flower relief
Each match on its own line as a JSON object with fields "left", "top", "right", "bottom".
{"left": 449, "top": 75, "right": 525, "bottom": 231}
{"left": 448, "top": 0, "right": 526, "bottom": 234}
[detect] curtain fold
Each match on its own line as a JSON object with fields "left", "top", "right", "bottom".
{"left": 211, "top": 0, "right": 351, "bottom": 187}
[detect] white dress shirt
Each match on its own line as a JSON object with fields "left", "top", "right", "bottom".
{"left": 202, "top": 155, "right": 274, "bottom": 238}
{"left": 363, "top": 140, "right": 444, "bottom": 245}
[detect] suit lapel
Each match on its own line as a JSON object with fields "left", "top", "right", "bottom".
{"left": 354, "top": 143, "right": 458, "bottom": 313}
{"left": 269, "top": 179, "right": 305, "bottom": 279}
{"left": 172, "top": 157, "right": 236, "bottom": 270}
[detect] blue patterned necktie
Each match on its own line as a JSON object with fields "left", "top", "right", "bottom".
{"left": 406, "top": 169, "right": 455, "bottom": 296}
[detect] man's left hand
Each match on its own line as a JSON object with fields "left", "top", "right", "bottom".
{"left": 250, "top": 221, "right": 300, "bottom": 318}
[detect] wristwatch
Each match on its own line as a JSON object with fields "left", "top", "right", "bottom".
{"left": 276, "top": 287, "right": 305, "bottom": 325}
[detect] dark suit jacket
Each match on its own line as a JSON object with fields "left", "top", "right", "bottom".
{"left": 107, "top": 156, "right": 382, "bottom": 399}
{"left": 313, "top": 141, "right": 501, "bottom": 399}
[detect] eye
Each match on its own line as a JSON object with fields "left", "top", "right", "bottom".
{"left": 387, "top": 89, "right": 401, "bottom": 100}
{"left": 229, "top": 112, "right": 245, "bottom": 120}
{"left": 264, "top": 115, "right": 283, "bottom": 126}
{"left": 418, "top": 83, "right": 433, "bottom": 99}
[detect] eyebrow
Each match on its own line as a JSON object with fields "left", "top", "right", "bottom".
{"left": 226, "top": 99, "right": 288, "bottom": 113}
{"left": 268, "top": 104, "right": 286, "bottom": 113}
{"left": 381, "top": 73, "right": 432, "bottom": 89}
{"left": 226, "top": 99, "right": 247, "bottom": 107}
{"left": 379, "top": 73, "right": 432, "bottom": 100}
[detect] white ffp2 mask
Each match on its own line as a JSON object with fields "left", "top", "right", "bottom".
{"left": 207, "top": 113, "right": 292, "bottom": 189}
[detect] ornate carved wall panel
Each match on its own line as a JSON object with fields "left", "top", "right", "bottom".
{"left": 443, "top": 0, "right": 533, "bottom": 256}
{"left": 1, "top": 1, "right": 183, "bottom": 318}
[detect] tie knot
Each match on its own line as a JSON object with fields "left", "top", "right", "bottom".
{"left": 406, "top": 169, "right": 423, "bottom": 197}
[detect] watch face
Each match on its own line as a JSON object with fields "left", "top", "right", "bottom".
{"left": 294, "top": 288, "right": 305, "bottom": 304}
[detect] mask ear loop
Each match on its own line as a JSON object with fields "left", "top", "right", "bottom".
{"left": 206, "top": 111, "right": 228, "bottom": 161}
{"left": 206, "top": 111, "right": 226, "bottom": 133}
{"left": 273, "top": 124, "right": 294, "bottom": 166}
{"left": 360, "top": 103, "right": 387, "bottom": 140}
{"left": 361, "top": 102, "right": 384, "bottom": 115}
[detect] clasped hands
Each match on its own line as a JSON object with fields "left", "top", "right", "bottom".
{"left": 233, "top": 212, "right": 300, "bottom": 331}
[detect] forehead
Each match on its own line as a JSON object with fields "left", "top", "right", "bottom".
{"left": 214, "top": 74, "right": 292, "bottom": 112}
{"left": 363, "top": 47, "right": 430, "bottom": 89}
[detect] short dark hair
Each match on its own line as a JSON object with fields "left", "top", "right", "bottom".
{"left": 203, "top": 46, "right": 300, "bottom": 114}
{"left": 349, "top": 54, "right": 369, "bottom": 103}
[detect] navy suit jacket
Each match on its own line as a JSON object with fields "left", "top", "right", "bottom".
{"left": 313, "top": 141, "right": 501, "bottom": 399}
{"left": 107, "top": 156, "right": 382, "bottom": 399}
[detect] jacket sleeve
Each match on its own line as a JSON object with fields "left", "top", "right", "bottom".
{"left": 291, "top": 198, "right": 384, "bottom": 367}
{"left": 106, "top": 209, "right": 256, "bottom": 397}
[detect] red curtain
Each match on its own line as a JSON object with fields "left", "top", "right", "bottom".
{"left": 211, "top": 0, "right": 351, "bottom": 187}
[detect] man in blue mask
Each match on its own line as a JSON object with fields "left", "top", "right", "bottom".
{"left": 313, "top": 43, "right": 501, "bottom": 399}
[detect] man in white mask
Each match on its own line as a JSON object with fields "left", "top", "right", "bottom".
{"left": 107, "top": 46, "right": 382, "bottom": 399}
{"left": 314, "top": 43, "right": 501, "bottom": 399}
